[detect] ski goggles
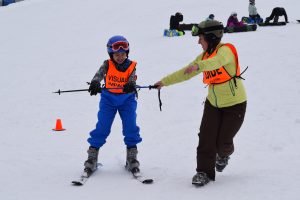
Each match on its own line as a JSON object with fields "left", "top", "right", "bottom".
{"left": 191, "top": 24, "right": 224, "bottom": 36}
{"left": 108, "top": 41, "right": 129, "bottom": 51}
{"left": 191, "top": 25, "right": 201, "bottom": 36}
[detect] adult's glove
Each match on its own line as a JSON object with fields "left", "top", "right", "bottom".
{"left": 88, "top": 80, "right": 101, "bottom": 96}
{"left": 123, "top": 82, "right": 136, "bottom": 93}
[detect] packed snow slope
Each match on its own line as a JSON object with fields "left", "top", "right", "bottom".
{"left": 0, "top": 0, "right": 299, "bottom": 199}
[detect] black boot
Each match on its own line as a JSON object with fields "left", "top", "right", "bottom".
{"left": 125, "top": 147, "right": 140, "bottom": 173}
{"left": 84, "top": 146, "right": 99, "bottom": 174}
{"left": 216, "top": 154, "right": 230, "bottom": 172}
{"left": 192, "top": 172, "right": 210, "bottom": 186}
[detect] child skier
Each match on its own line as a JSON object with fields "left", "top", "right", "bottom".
{"left": 84, "top": 35, "right": 142, "bottom": 175}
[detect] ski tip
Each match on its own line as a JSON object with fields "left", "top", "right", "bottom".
{"left": 97, "top": 163, "right": 103, "bottom": 167}
{"left": 192, "top": 182, "right": 205, "bottom": 187}
{"left": 71, "top": 181, "right": 83, "bottom": 186}
{"left": 142, "top": 179, "right": 154, "bottom": 184}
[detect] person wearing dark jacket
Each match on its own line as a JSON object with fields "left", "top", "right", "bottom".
{"left": 170, "top": 12, "right": 184, "bottom": 30}
{"left": 169, "top": 12, "right": 197, "bottom": 32}
{"left": 265, "top": 7, "right": 288, "bottom": 23}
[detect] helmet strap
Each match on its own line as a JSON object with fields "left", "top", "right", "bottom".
{"left": 201, "top": 25, "right": 224, "bottom": 33}
{"left": 204, "top": 34, "right": 221, "bottom": 55}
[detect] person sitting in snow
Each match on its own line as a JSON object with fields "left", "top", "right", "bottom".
{"left": 169, "top": 12, "right": 197, "bottom": 32}
{"left": 265, "top": 7, "right": 288, "bottom": 23}
{"left": 206, "top": 14, "right": 215, "bottom": 21}
{"left": 170, "top": 12, "right": 185, "bottom": 33}
{"left": 84, "top": 35, "right": 142, "bottom": 176}
{"left": 226, "top": 12, "right": 245, "bottom": 27}
{"left": 248, "top": 0, "right": 262, "bottom": 23}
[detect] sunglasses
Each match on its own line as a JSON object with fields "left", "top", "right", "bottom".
{"left": 108, "top": 41, "right": 129, "bottom": 51}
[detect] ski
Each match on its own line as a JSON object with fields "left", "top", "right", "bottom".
{"left": 71, "top": 163, "right": 102, "bottom": 186}
{"left": 131, "top": 171, "right": 154, "bottom": 184}
{"left": 125, "top": 166, "right": 153, "bottom": 184}
{"left": 72, "top": 163, "right": 153, "bottom": 185}
{"left": 71, "top": 171, "right": 91, "bottom": 186}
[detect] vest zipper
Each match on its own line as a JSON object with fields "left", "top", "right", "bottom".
{"left": 229, "top": 80, "right": 236, "bottom": 96}
{"left": 212, "top": 85, "right": 218, "bottom": 108}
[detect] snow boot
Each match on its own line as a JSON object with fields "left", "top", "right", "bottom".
{"left": 192, "top": 172, "right": 210, "bottom": 186}
{"left": 125, "top": 147, "right": 140, "bottom": 173}
{"left": 216, "top": 154, "right": 230, "bottom": 172}
{"left": 84, "top": 146, "right": 99, "bottom": 174}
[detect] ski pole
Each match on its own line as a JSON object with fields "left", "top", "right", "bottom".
{"left": 52, "top": 87, "right": 123, "bottom": 95}
{"left": 53, "top": 85, "right": 158, "bottom": 95}
{"left": 136, "top": 85, "right": 158, "bottom": 89}
{"left": 136, "top": 85, "right": 162, "bottom": 111}
{"left": 53, "top": 84, "right": 162, "bottom": 111}
{"left": 52, "top": 87, "right": 116, "bottom": 95}
{"left": 53, "top": 89, "right": 89, "bottom": 95}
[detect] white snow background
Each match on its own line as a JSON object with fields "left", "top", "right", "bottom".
{"left": 0, "top": 0, "right": 299, "bottom": 199}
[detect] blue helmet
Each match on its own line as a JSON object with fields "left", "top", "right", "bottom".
{"left": 106, "top": 35, "right": 130, "bottom": 54}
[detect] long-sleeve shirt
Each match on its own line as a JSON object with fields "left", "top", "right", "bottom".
{"left": 248, "top": 4, "right": 258, "bottom": 16}
{"left": 161, "top": 43, "right": 247, "bottom": 108}
{"left": 91, "top": 59, "right": 136, "bottom": 86}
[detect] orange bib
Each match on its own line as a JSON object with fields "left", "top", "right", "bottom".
{"left": 105, "top": 59, "right": 136, "bottom": 93}
{"left": 202, "top": 43, "right": 240, "bottom": 85}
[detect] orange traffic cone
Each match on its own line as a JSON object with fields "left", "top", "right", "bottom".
{"left": 52, "top": 118, "right": 66, "bottom": 131}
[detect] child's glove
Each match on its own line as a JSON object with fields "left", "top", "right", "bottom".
{"left": 88, "top": 80, "right": 101, "bottom": 96}
{"left": 123, "top": 82, "right": 136, "bottom": 93}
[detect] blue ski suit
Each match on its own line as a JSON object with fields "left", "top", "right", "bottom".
{"left": 87, "top": 59, "right": 142, "bottom": 148}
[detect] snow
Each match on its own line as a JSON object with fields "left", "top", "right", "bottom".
{"left": 0, "top": 0, "right": 300, "bottom": 199}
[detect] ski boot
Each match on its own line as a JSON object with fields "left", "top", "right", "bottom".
{"left": 192, "top": 172, "right": 210, "bottom": 186}
{"left": 125, "top": 147, "right": 140, "bottom": 173}
{"left": 216, "top": 154, "right": 230, "bottom": 172}
{"left": 84, "top": 146, "right": 99, "bottom": 175}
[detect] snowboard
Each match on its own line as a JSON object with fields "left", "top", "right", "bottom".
{"left": 224, "top": 24, "right": 257, "bottom": 33}
{"left": 258, "top": 22, "right": 286, "bottom": 26}
{"left": 241, "top": 16, "right": 263, "bottom": 24}
{"left": 2, "top": 0, "right": 16, "bottom": 6}
{"left": 178, "top": 23, "right": 198, "bottom": 31}
{"left": 163, "top": 29, "right": 184, "bottom": 37}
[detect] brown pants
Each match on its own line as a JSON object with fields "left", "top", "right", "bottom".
{"left": 196, "top": 100, "right": 247, "bottom": 180}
